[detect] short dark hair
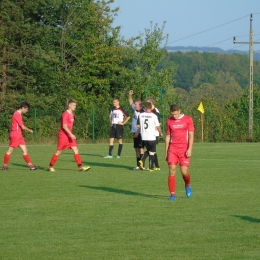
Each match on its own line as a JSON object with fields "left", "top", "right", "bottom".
{"left": 19, "top": 102, "right": 30, "bottom": 109}
{"left": 113, "top": 97, "right": 120, "bottom": 102}
{"left": 68, "top": 99, "right": 76, "bottom": 105}
{"left": 170, "top": 104, "right": 180, "bottom": 112}
{"left": 145, "top": 102, "right": 152, "bottom": 110}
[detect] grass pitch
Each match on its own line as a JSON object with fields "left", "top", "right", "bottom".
{"left": 0, "top": 142, "right": 260, "bottom": 260}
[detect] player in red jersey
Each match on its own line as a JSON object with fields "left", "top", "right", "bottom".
{"left": 2, "top": 102, "right": 39, "bottom": 170}
{"left": 47, "top": 100, "right": 90, "bottom": 172}
{"left": 165, "top": 104, "right": 194, "bottom": 201}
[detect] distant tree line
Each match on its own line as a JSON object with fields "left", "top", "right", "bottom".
{"left": 1, "top": 0, "right": 260, "bottom": 143}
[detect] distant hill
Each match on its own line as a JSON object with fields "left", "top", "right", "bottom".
{"left": 166, "top": 46, "right": 260, "bottom": 61}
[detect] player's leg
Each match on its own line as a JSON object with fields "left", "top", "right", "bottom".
{"left": 117, "top": 138, "right": 123, "bottom": 158}
{"left": 180, "top": 165, "right": 192, "bottom": 198}
{"left": 71, "top": 146, "right": 90, "bottom": 171}
{"left": 167, "top": 148, "right": 179, "bottom": 200}
{"left": 154, "top": 136, "right": 160, "bottom": 170}
{"left": 2, "top": 146, "right": 14, "bottom": 170}
{"left": 135, "top": 134, "right": 144, "bottom": 169}
{"left": 104, "top": 126, "right": 115, "bottom": 158}
{"left": 168, "top": 164, "right": 178, "bottom": 200}
{"left": 138, "top": 141, "right": 148, "bottom": 170}
{"left": 48, "top": 149, "right": 62, "bottom": 171}
{"left": 147, "top": 141, "right": 157, "bottom": 171}
{"left": 141, "top": 150, "right": 149, "bottom": 167}
{"left": 179, "top": 150, "right": 192, "bottom": 198}
{"left": 19, "top": 144, "right": 40, "bottom": 170}
{"left": 116, "top": 125, "right": 124, "bottom": 158}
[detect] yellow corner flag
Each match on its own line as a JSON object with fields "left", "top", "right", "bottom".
{"left": 197, "top": 102, "right": 204, "bottom": 114}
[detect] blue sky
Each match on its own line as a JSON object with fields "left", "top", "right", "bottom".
{"left": 110, "top": 0, "right": 260, "bottom": 51}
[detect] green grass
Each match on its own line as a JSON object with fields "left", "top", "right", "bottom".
{"left": 0, "top": 143, "right": 260, "bottom": 260}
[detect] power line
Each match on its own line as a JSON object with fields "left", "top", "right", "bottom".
{"left": 167, "top": 14, "right": 250, "bottom": 45}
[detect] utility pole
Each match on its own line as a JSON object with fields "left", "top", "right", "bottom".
{"left": 233, "top": 14, "right": 260, "bottom": 140}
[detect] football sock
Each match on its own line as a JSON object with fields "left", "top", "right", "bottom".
{"left": 149, "top": 155, "right": 155, "bottom": 169}
{"left": 183, "top": 173, "right": 191, "bottom": 187}
{"left": 142, "top": 151, "right": 149, "bottom": 166}
{"left": 118, "top": 144, "right": 123, "bottom": 156}
{"left": 168, "top": 176, "right": 176, "bottom": 195}
{"left": 136, "top": 157, "right": 140, "bottom": 166}
{"left": 49, "top": 154, "right": 58, "bottom": 167}
{"left": 154, "top": 153, "right": 160, "bottom": 168}
{"left": 23, "top": 154, "right": 33, "bottom": 168}
{"left": 109, "top": 145, "right": 113, "bottom": 156}
{"left": 140, "top": 153, "right": 144, "bottom": 159}
{"left": 74, "top": 154, "right": 82, "bottom": 168}
{"left": 3, "top": 153, "right": 10, "bottom": 167}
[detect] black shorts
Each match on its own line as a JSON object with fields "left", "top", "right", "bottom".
{"left": 110, "top": 124, "right": 124, "bottom": 139}
{"left": 142, "top": 140, "right": 157, "bottom": 153}
{"left": 133, "top": 133, "right": 144, "bottom": 149}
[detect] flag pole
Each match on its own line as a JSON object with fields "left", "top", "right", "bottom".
{"left": 201, "top": 113, "right": 204, "bottom": 142}
{"left": 197, "top": 101, "right": 205, "bottom": 142}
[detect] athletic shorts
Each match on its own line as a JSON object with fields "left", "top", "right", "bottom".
{"left": 142, "top": 140, "right": 157, "bottom": 153}
{"left": 57, "top": 133, "right": 77, "bottom": 150}
{"left": 167, "top": 146, "right": 190, "bottom": 166}
{"left": 133, "top": 133, "right": 144, "bottom": 149}
{"left": 110, "top": 124, "right": 124, "bottom": 139}
{"left": 9, "top": 132, "right": 26, "bottom": 148}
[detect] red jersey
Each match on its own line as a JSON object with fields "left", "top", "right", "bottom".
{"left": 10, "top": 111, "right": 24, "bottom": 135}
{"left": 166, "top": 114, "right": 194, "bottom": 148}
{"left": 59, "top": 110, "right": 74, "bottom": 135}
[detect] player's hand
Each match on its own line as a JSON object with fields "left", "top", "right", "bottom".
{"left": 118, "top": 121, "right": 124, "bottom": 125}
{"left": 159, "top": 133, "right": 163, "bottom": 138}
{"left": 29, "top": 129, "right": 33, "bottom": 134}
{"left": 129, "top": 90, "right": 133, "bottom": 95}
{"left": 70, "top": 134, "right": 76, "bottom": 140}
{"left": 186, "top": 149, "right": 192, "bottom": 158}
{"left": 134, "top": 132, "right": 139, "bottom": 138}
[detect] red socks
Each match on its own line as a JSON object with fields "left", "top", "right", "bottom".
{"left": 168, "top": 176, "right": 176, "bottom": 195}
{"left": 3, "top": 153, "right": 10, "bottom": 167}
{"left": 49, "top": 154, "right": 58, "bottom": 167}
{"left": 74, "top": 154, "right": 82, "bottom": 168}
{"left": 183, "top": 173, "right": 191, "bottom": 187}
{"left": 23, "top": 154, "right": 33, "bottom": 168}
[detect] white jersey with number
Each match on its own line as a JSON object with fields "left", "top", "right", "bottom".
{"left": 137, "top": 112, "right": 160, "bottom": 141}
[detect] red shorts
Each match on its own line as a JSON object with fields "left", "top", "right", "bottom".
{"left": 9, "top": 132, "right": 26, "bottom": 148}
{"left": 57, "top": 133, "right": 77, "bottom": 150}
{"left": 167, "top": 146, "right": 190, "bottom": 166}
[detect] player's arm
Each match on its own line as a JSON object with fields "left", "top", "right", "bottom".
{"left": 136, "top": 116, "right": 141, "bottom": 131}
{"left": 118, "top": 108, "right": 131, "bottom": 125}
{"left": 156, "top": 125, "right": 163, "bottom": 138}
{"left": 165, "top": 134, "right": 170, "bottom": 160}
{"left": 186, "top": 131, "right": 194, "bottom": 157}
{"left": 128, "top": 90, "right": 134, "bottom": 106}
{"left": 63, "top": 124, "right": 76, "bottom": 139}
{"left": 122, "top": 115, "right": 130, "bottom": 125}
{"left": 21, "top": 125, "right": 33, "bottom": 134}
{"left": 109, "top": 111, "right": 113, "bottom": 125}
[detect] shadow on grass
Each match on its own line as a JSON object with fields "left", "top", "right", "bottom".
{"left": 10, "top": 163, "right": 30, "bottom": 169}
{"left": 80, "top": 161, "right": 133, "bottom": 170}
{"left": 79, "top": 185, "right": 165, "bottom": 199}
{"left": 232, "top": 215, "right": 260, "bottom": 223}
{"left": 80, "top": 153, "right": 106, "bottom": 158}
